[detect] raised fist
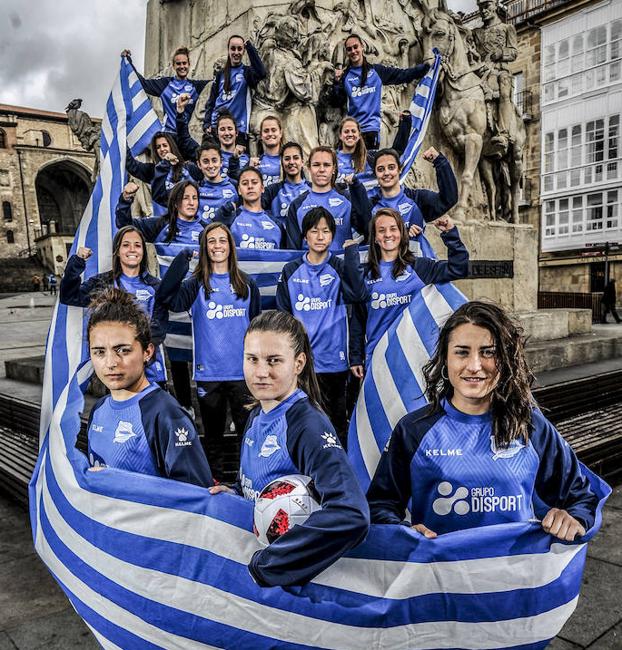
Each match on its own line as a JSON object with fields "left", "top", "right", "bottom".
{"left": 422, "top": 147, "right": 440, "bottom": 163}
{"left": 122, "top": 181, "right": 139, "bottom": 201}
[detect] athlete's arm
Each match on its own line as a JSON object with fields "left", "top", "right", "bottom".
{"left": 175, "top": 112, "right": 200, "bottom": 161}
{"left": 248, "top": 407, "right": 370, "bottom": 587}
{"left": 244, "top": 41, "right": 267, "bottom": 86}
{"left": 275, "top": 262, "right": 295, "bottom": 313}
{"left": 115, "top": 192, "right": 165, "bottom": 242}
{"left": 285, "top": 197, "right": 305, "bottom": 250}
{"left": 334, "top": 244, "right": 367, "bottom": 303}
{"left": 349, "top": 301, "right": 368, "bottom": 370}
{"left": 406, "top": 153, "right": 458, "bottom": 223}
{"left": 375, "top": 62, "right": 430, "bottom": 86}
{"left": 126, "top": 146, "right": 155, "bottom": 183}
{"left": 202, "top": 74, "right": 220, "bottom": 132}
{"left": 413, "top": 226, "right": 469, "bottom": 284}
{"left": 155, "top": 249, "right": 200, "bottom": 312}
{"left": 348, "top": 177, "right": 372, "bottom": 240}
{"left": 248, "top": 277, "right": 262, "bottom": 320}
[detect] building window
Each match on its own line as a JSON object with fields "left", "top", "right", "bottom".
{"left": 0, "top": 129, "right": 5, "bottom": 149}
{"left": 0, "top": 170, "right": 9, "bottom": 187}
{"left": 542, "top": 113, "right": 620, "bottom": 194}
{"left": 2, "top": 201, "right": 12, "bottom": 222}
{"left": 590, "top": 262, "right": 606, "bottom": 293}
{"left": 542, "top": 20, "right": 622, "bottom": 104}
{"left": 41, "top": 130, "right": 52, "bottom": 147}
{"left": 6, "top": 229, "right": 14, "bottom": 244}
{"left": 606, "top": 190, "right": 619, "bottom": 229}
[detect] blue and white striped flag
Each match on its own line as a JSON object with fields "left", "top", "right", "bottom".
{"left": 30, "top": 58, "right": 610, "bottom": 649}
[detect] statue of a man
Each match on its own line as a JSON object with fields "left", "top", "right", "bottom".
{"left": 65, "top": 99, "right": 101, "bottom": 181}
{"left": 472, "top": 0, "right": 517, "bottom": 147}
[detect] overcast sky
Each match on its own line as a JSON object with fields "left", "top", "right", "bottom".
{"left": 0, "top": 0, "right": 476, "bottom": 118}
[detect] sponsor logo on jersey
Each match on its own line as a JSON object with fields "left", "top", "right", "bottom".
{"left": 398, "top": 202, "right": 413, "bottom": 215}
{"left": 262, "top": 174, "right": 280, "bottom": 186}
{"left": 328, "top": 197, "right": 343, "bottom": 208}
{"left": 292, "top": 277, "right": 309, "bottom": 284}
{"left": 239, "top": 234, "right": 276, "bottom": 249}
{"left": 191, "top": 230, "right": 200, "bottom": 242}
{"left": 91, "top": 424, "right": 104, "bottom": 433}
{"left": 259, "top": 434, "right": 281, "bottom": 458}
{"left": 424, "top": 448, "right": 463, "bottom": 457}
{"left": 432, "top": 481, "right": 525, "bottom": 516}
{"left": 206, "top": 301, "right": 246, "bottom": 320}
{"left": 319, "top": 273, "right": 335, "bottom": 287}
{"left": 222, "top": 188, "right": 235, "bottom": 199}
{"left": 134, "top": 289, "right": 152, "bottom": 302}
{"left": 174, "top": 427, "right": 193, "bottom": 447}
{"left": 260, "top": 220, "right": 275, "bottom": 230}
{"left": 395, "top": 270, "right": 411, "bottom": 283}
{"left": 351, "top": 85, "right": 376, "bottom": 98}
{"left": 294, "top": 293, "right": 333, "bottom": 312}
{"left": 370, "top": 291, "right": 412, "bottom": 309}
{"left": 184, "top": 84, "right": 193, "bottom": 92}
{"left": 113, "top": 421, "right": 137, "bottom": 444}
{"left": 490, "top": 436, "right": 526, "bottom": 461}
{"left": 321, "top": 431, "right": 341, "bottom": 450}
{"left": 202, "top": 205, "right": 216, "bottom": 221}
{"left": 240, "top": 472, "right": 261, "bottom": 501}
{"left": 220, "top": 90, "right": 236, "bottom": 102}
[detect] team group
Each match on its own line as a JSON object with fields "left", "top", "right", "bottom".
{"left": 58, "top": 34, "right": 598, "bottom": 587}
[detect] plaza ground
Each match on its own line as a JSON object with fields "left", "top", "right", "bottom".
{"left": 0, "top": 292, "right": 621, "bottom": 648}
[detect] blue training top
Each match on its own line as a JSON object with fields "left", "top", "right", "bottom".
{"left": 262, "top": 179, "right": 310, "bottom": 225}
{"left": 367, "top": 400, "right": 599, "bottom": 534}
{"left": 276, "top": 245, "right": 367, "bottom": 373}
{"left": 238, "top": 389, "right": 370, "bottom": 587}
{"left": 87, "top": 384, "right": 213, "bottom": 487}
{"left": 197, "top": 178, "right": 238, "bottom": 222}
{"left": 154, "top": 249, "right": 261, "bottom": 382}
{"left": 213, "top": 204, "right": 284, "bottom": 249}
{"left": 257, "top": 154, "right": 282, "bottom": 188}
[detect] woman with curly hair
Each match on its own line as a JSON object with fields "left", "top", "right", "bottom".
{"left": 366, "top": 301, "right": 598, "bottom": 541}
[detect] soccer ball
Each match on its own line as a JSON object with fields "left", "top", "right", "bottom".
{"left": 253, "top": 474, "right": 321, "bottom": 546}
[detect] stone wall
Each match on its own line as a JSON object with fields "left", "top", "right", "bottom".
{"left": 0, "top": 108, "right": 95, "bottom": 259}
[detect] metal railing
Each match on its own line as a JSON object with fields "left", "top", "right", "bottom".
{"left": 538, "top": 291, "right": 603, "bottom": 321}
{"left": 506, "top": 0, "right": 574, "bottom": 25}
{"left": 514, "top": 89, "right": 534, "bottom": 120}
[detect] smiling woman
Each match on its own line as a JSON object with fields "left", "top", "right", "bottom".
{"left": 367, "top": 301, "right": 599, "bottom": 542}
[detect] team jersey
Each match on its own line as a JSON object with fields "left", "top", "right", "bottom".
{"left": 150, "top": 159, "right": 196, "bottom": 208}
{"left": 349, "top": 227, "right": 469, "bottom": 366}
{"left": 86, "top": 384, "right": 213, "bottom": 487}
{"left": 214, "top": 204, "right": 283, "bottom": 249}
{"left": 203, "top": 42, "right": 266, "bottom": 133}
{"left": 59, "top": 257, "right": 169, "bottom": 384}
{"left": 197, "top": 178, "right": 238, "bottom": 222}
{"left": 125, "top": 149, "right": 167, "bottom": 217}
{"left": 238, "top": 389, "right": 369, "bottom": 587}
{"left": 262, "top": 179, "right": 310, "bottom": 224}
{"left": 287, "top": 189, "right": 352, "bottom": 251}
{"left": 155, "top": 250, "right": 261, "bottom": 382}
{"left": 367, "top": 400, "right": 599, "bottom": 534}
{"left": 257, "top": 154, "right": 282, "bottom": 187}
{"left": 115, "top": 196, "right": 208, "bottom": 246}
{"left": 276, "top": 245, "right": 366, "bottom": 372}
{"left": 336, "top": 151, "right": 371, "bottom": 182}
{"left": 221, "top": 150, "right": 249, "bottom": 179}
{"left": 333, "top": 63, "right": 428, "bottom": 133}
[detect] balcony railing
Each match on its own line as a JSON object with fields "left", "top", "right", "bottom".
{"left": 514, "top": 89, "right": 534, "bottom": 121}
{"left": 507, "top": 0, "right": 574, "bottom": 26}
{"left": 538, "top": 291, "right": 603, "bottom": 322}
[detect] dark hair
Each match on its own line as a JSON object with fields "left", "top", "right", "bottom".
{"left": 87, "top": 288, "right": 152, "bottom": 353}
{"left": 337, "top": 117, "right": 368, "bottom": 173}
{"left": 238, "top": 165, "right": 264, "bottom": 187}
{"left": 302, "top": 207, "right": 336, "bottom": 238}
{"left": 244, "top": 311, "right": 323, "bottom": 410}
{"left": 308, "top": 146, "right": 338, "bottom": 187}
{"left": 281, "top": 141, "right": 304, "bottom": 177}
{"left": 373, "top": 148, "right": 402, "bottom": 174}
{"left": 422, "top": 301, "right": 536, "bottom": 447}
{"left": 166, "top": 180, "right": 199, "bottom": 243}
{"left": 344, "top": 34, "right": 370, "bottom": 86}
{"left": 367, "top": 208, "right": 415, "bottom": 280}
{"left": 197, "top": 141, "right": 222, "bottom": 163}
{"left": 216, "top": 110, "right": 238, "bottom": 133}
{"left": 194, "top": 223, "right": 249, "bottom": 299}
{"left": 172, "top": 46, "right": 190, "bottom": 63}
{"left": 112, "top": 226, "right": 148, "bottom": 282}
{"left": 223, "top": 35, "right": 245, "bottom": 94}
{"left": 257, "top": 115, "right": 284, "bottom": 156}
{"left": 150, "top": 132, "right": 185, "bottom": 182}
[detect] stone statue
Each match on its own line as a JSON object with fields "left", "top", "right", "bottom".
{"left": 252, "top": 13, "right": 333, "bottom": 154}
{"left": 472, "top": 0, "right": 518, "bottom": 149}
{"left": 65, "top": 99, "right": 101, "bottom": 181}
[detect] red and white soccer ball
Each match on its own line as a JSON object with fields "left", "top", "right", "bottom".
{"left": 253, "top": 474, "right": 321, "bottom": 546}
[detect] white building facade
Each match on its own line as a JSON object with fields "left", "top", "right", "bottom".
{"left": 540, "top": 0, "right": 622, "bottom": 253}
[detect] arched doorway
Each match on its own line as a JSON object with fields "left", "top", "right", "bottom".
{"left": 35, "top": 160, "right": 91, "bottom": 235}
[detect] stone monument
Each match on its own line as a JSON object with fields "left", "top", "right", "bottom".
{"left": 142, "top": 0, "right": 544, "bottom": 316}
{"left": 65, "top": 99, "right": 101, "bottom": 182}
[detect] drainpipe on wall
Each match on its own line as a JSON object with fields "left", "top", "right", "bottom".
{"left": 15, "top": 148, "right": 32, "bottom": 257}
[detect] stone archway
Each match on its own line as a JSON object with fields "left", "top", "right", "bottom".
{"left": 35, "top": 159, "right": 92, "bottom": 235}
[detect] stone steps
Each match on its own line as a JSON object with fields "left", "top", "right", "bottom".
{"left": 517, "top": 308, "right": 592, "bottom": 341}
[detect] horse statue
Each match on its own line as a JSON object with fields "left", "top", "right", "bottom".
{"left": 418, "top": 8, "right": 527, "bottom": 222}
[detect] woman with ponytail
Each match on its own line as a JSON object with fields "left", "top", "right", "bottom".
{"left": 209, "top": 310, "right": 370, "bottom": 588}
{"left": 367, "top": 301, "right": 598, "bottom": 540}
{"left": 85, "top": 288, "right": 213, "bottom": 487}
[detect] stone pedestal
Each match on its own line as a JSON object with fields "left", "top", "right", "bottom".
{"left": 426, "top": 220, "right": 538, "bottom": 313}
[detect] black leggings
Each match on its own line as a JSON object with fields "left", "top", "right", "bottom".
{"left": 317, "top": 371, "right": 349, "bottom": 449}
{"left": 196, "top": 380, "right": 252, "bottom": 479}
{"left": 169, "top": 360, "right": 192, "bottom": 409}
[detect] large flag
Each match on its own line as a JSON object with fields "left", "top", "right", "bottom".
{"left": 30, "top": 59, "right": 610, "bottom": 649}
